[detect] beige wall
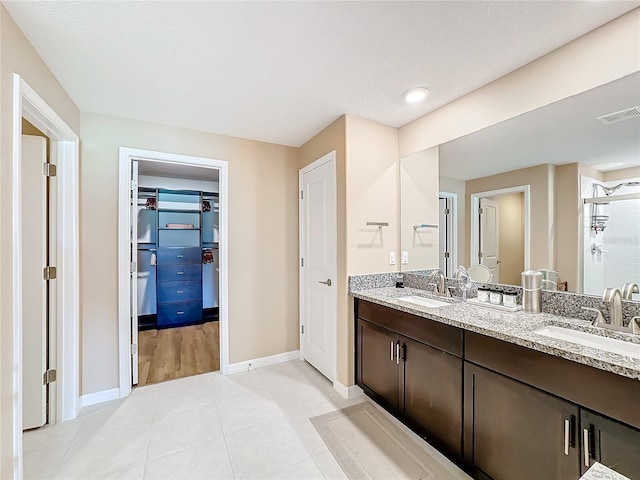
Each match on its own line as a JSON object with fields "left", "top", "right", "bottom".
{"left": 399, "top": 8, "right": 640, "bottom": 158}
{"left": 466, "top": 164, "right": 555, "bottom": 272}
{"left": 555, "top": 163, "right": 581, "bottom": 291}
{"left": 489, "top": 192, "right": 524, "bottom": 285}
{"left": 0, "top": 6, "right": 80, "bottom": 476}
{"left": 345, "top": 115, "right": 400, "bottom": 275}
{"left": 80, "top": 112, "right": 299, "bottom": 395}
{"left": 401, "top": 148, "right": 439, "bottom": 270}
{"left": 439, "top": 176, "right": 467, "bottom": 268}
{"left": 603, "top": 166, "right": 640, "bottom": 182}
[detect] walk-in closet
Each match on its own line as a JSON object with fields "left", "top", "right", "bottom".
{"left": 135, "top": 164, "right": 220, "bottom": 386}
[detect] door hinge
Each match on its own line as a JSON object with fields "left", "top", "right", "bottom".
{"left": 131, "top": 179, "right": 138, "bottom": 191}
{"left": 131, "top": 343, "right": 138, "bottom": 356}
{"left": 43, "top": 369, "right": 57, "bottom": 385}
{"left": 300, "top": 190, "right": 303, "bottom": 200}
{"left": 130, "top": 261, "right": 137, "bottom": 273}
{"left": 444, "top": 252, "right": 450, "bottom": 258}
{"left": 478, "top": 207, "right": 484, "bottom": 215}
{"left": 478, "top": 251, "right": 484, "bottom": 259}
{"left": 301, "top": 325, "right": 304, "bottom": 335}
{"left": 43, "top": 266, "right": 57, "bottom": 280}
{"left": 43, "top": 163, "right": 57, "bottom": 177}
{"left": 301, "top": 258, "right": 304, "bottom": 267}
{"left": 444, "top": 208, "right": 450, "bottom": 215}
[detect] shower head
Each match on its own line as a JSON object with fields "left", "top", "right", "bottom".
{"left": 595, "top": 181, "right": 640, "bottom": 196}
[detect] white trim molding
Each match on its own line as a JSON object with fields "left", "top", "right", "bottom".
{"left": 333, "top": 381, "right": 364, "bottom": 400}
{"left": 470, "top": 185, "right": 531, "bottom": 272}
{"left": 226, "top": 350, "right": 301, "bottom": 375}
{"left": 118, "top": 147, "right": 229, "bottom": 399}
{"left": 11, "top": 74, "right": 81, "bottom": 480}
{"left": 80, "top": 388, "right": 120, "bottom": 407}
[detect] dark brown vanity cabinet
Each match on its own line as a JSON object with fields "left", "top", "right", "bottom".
{"left": 581, "top": 410, "right": 640, "bottom": 479}
{"left": 464, "top": 363, "right": 581, "bottom": 480}
{"left": 355, "top": 300, "right": 463, "bottom": 459}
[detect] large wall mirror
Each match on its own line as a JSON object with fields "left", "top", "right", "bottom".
{"left": 400, "top": 71, "right": 640, "bottom": 297}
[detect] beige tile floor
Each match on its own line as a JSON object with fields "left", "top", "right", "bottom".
{"left": 23, "top": 360, "right": 461, "bottom": 480}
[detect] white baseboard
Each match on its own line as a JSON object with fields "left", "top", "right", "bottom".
{"left": 333, "top": 380, "right": 364, "bottom": 399}
{"left": 226, "top": 350, "right": 301, "bottom": 375}
{"left": 80, "top": 387, "right": 120, "bottom": 407}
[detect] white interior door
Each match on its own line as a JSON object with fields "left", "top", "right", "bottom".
{"left": 130, "top": 160, "right": 139, "bottom": 385}
{"left": 22, "top": 135, "right": 47, "bottom": 430}
{"left": 480, "top": 197, "right": 500, "bottom": 282}
{"left": 300, "top": 153, "right": 337, "bottom": 382}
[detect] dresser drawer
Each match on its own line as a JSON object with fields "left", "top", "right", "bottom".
{"left": 157, "top": 264, "right": 201, "bottom": 283}
{"left": 156, "top": 247, "right": 201, "bottom": 265}
{"left": 157, "top": 300, "right": 202, "bottom": 327}
{"left": 157, "top": 281, "right": 202, "bottom": 303}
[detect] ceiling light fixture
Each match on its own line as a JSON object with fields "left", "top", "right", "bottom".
{"left": 403, "top": 87, "right": 430, "bottom": 104}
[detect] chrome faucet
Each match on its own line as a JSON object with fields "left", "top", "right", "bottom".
{"left": 428, "top": 269, "right": 446, "bottom": 296}
{"left": 621, "top": 283, "right": 639, "bottom": 300}
{"left": 602, "top": 288, "right": 623, "bottom": 328}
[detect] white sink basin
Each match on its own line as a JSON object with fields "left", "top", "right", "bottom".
{"left": 395, "top": 296, "right": 450, "bottom": 308}
{"left": 534, "top": 325, "right": 640, "bottom": 360}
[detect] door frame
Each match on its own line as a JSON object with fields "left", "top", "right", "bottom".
{"left": 298, "top": 151, "right": 338, "bottom": 383}
{"left": 117, "top": 147, "right": 229, "bottom": 397}
{"left": 12, "top": 74, "right": 80, "bottom": 478}
{"left": 470, "top": 185, "right": 530, "bottom": 271}
{"left": 439, "top": 191, "right": 458, "bottom": 274}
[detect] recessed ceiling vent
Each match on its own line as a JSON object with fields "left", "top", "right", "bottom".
{"left": 597, "top": 106, "right": 640, "bottom": 125}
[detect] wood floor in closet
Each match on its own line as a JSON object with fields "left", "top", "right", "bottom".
{"left": 137, "top": 321, "right": 220, "bottom": 387}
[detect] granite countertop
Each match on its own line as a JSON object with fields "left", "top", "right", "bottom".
{"left": 351, "top": 286, "right": 640, "bottom": 381}
{"left": 580, "top": 462, "right": 630, "bottom": 480}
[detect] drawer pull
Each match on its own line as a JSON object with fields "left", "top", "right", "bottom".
{"left": 176, "top": 290, "right": 184, "bottom": 294}
{"left": 583, "top": 427, "right": 590, "bottom": 467}
{"left": 177, "top": 255, "right": 184, "bottom": 258}
{"left": 177, "top": 311, "right": 185, "bottom": 315}
{"left": 563, "top": 419, "right": 570, "bottom": 456}
{"left": 176, "top": 272, "right": 185, "bottom": 275}
{"left": 390, "top": 341, "right": 394, "bottom": 362}
{"left": 396, "top": 342, "right": 400, "bottom": 365}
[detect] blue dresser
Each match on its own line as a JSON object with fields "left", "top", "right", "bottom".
{"left": 156, "top": 247, "right": 202, "bottom": 328}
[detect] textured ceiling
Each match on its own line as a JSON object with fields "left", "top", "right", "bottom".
{"left": 439, "top": 72, "right": 640, "bottom": 181}
{"left": 4, "top": 1, "right": 639, "bottom": 147}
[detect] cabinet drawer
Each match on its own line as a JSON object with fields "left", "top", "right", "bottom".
{"left": 156, "top": 247, "right": 201, "bottom": 265}
{"left": 157, "top": 300, "right": 201, "bottom": 327}
{"left": 157, "top": 264, "right": 201, "bottom": 283}
{"left": 356, "top": 299, "right": 463, "bottom": 357}
{"left": 157, "top": 281, "right": 202, "bottom": 303}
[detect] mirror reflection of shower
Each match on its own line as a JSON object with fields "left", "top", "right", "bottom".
{"left": 582, "top": 177, "right": 640, "bottom": 297}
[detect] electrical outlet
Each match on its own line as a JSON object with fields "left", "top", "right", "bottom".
{"left": 389, "top": 252, "right": 396, "bottom": 265}
{"left": 402, "top": 251, "right": 409, "bottom": 264}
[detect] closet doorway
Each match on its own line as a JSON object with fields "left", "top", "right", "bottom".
{"left": 118, "top": 149, "right": 228, "bottom": 396}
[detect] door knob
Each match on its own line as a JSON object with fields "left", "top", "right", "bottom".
{"left": 319, "top": 279, "right": 332, "bottom": 287}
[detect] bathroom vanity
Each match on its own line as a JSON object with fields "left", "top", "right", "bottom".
{"left": 352, "top": 287, "right": 640, "bottom": 480}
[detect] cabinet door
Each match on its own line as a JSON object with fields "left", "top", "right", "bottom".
{"left": 402, "top": 336, "right": 462, "bottom": 459}
{"left": 356, "top": 319, "right": 399, "bottom": 410}
{"left": 464, "top": 363, "right": 580, "bottom": 480}
{"left": 581, "top": 410, "right": 640, "bottom": 479}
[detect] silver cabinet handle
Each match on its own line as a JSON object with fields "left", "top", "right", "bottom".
{"left": 583, "top": 428, "right": 590, "bottom": 467}
{"left": 319, "top": 279, "right": 332, "bottom": 286}
{"left": 396, "top": 342, "right": 400, "bottom": 365}
{"left": 177, "top": 311, "right": 184, "bottom": 315}
{"left": 564, "top": 419, "right": 570, "bottom": 456}
{"left": 177, "top": 271, "right": 185, "bottom": 275}
{"left": 390, "top": 341, "right": 394, "bottom": 362}
{"left": 176, "top": 290, "right": 184, "bottom": 294}
{"left": 177, "top": 255, "right": 184, "bottom": 258}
